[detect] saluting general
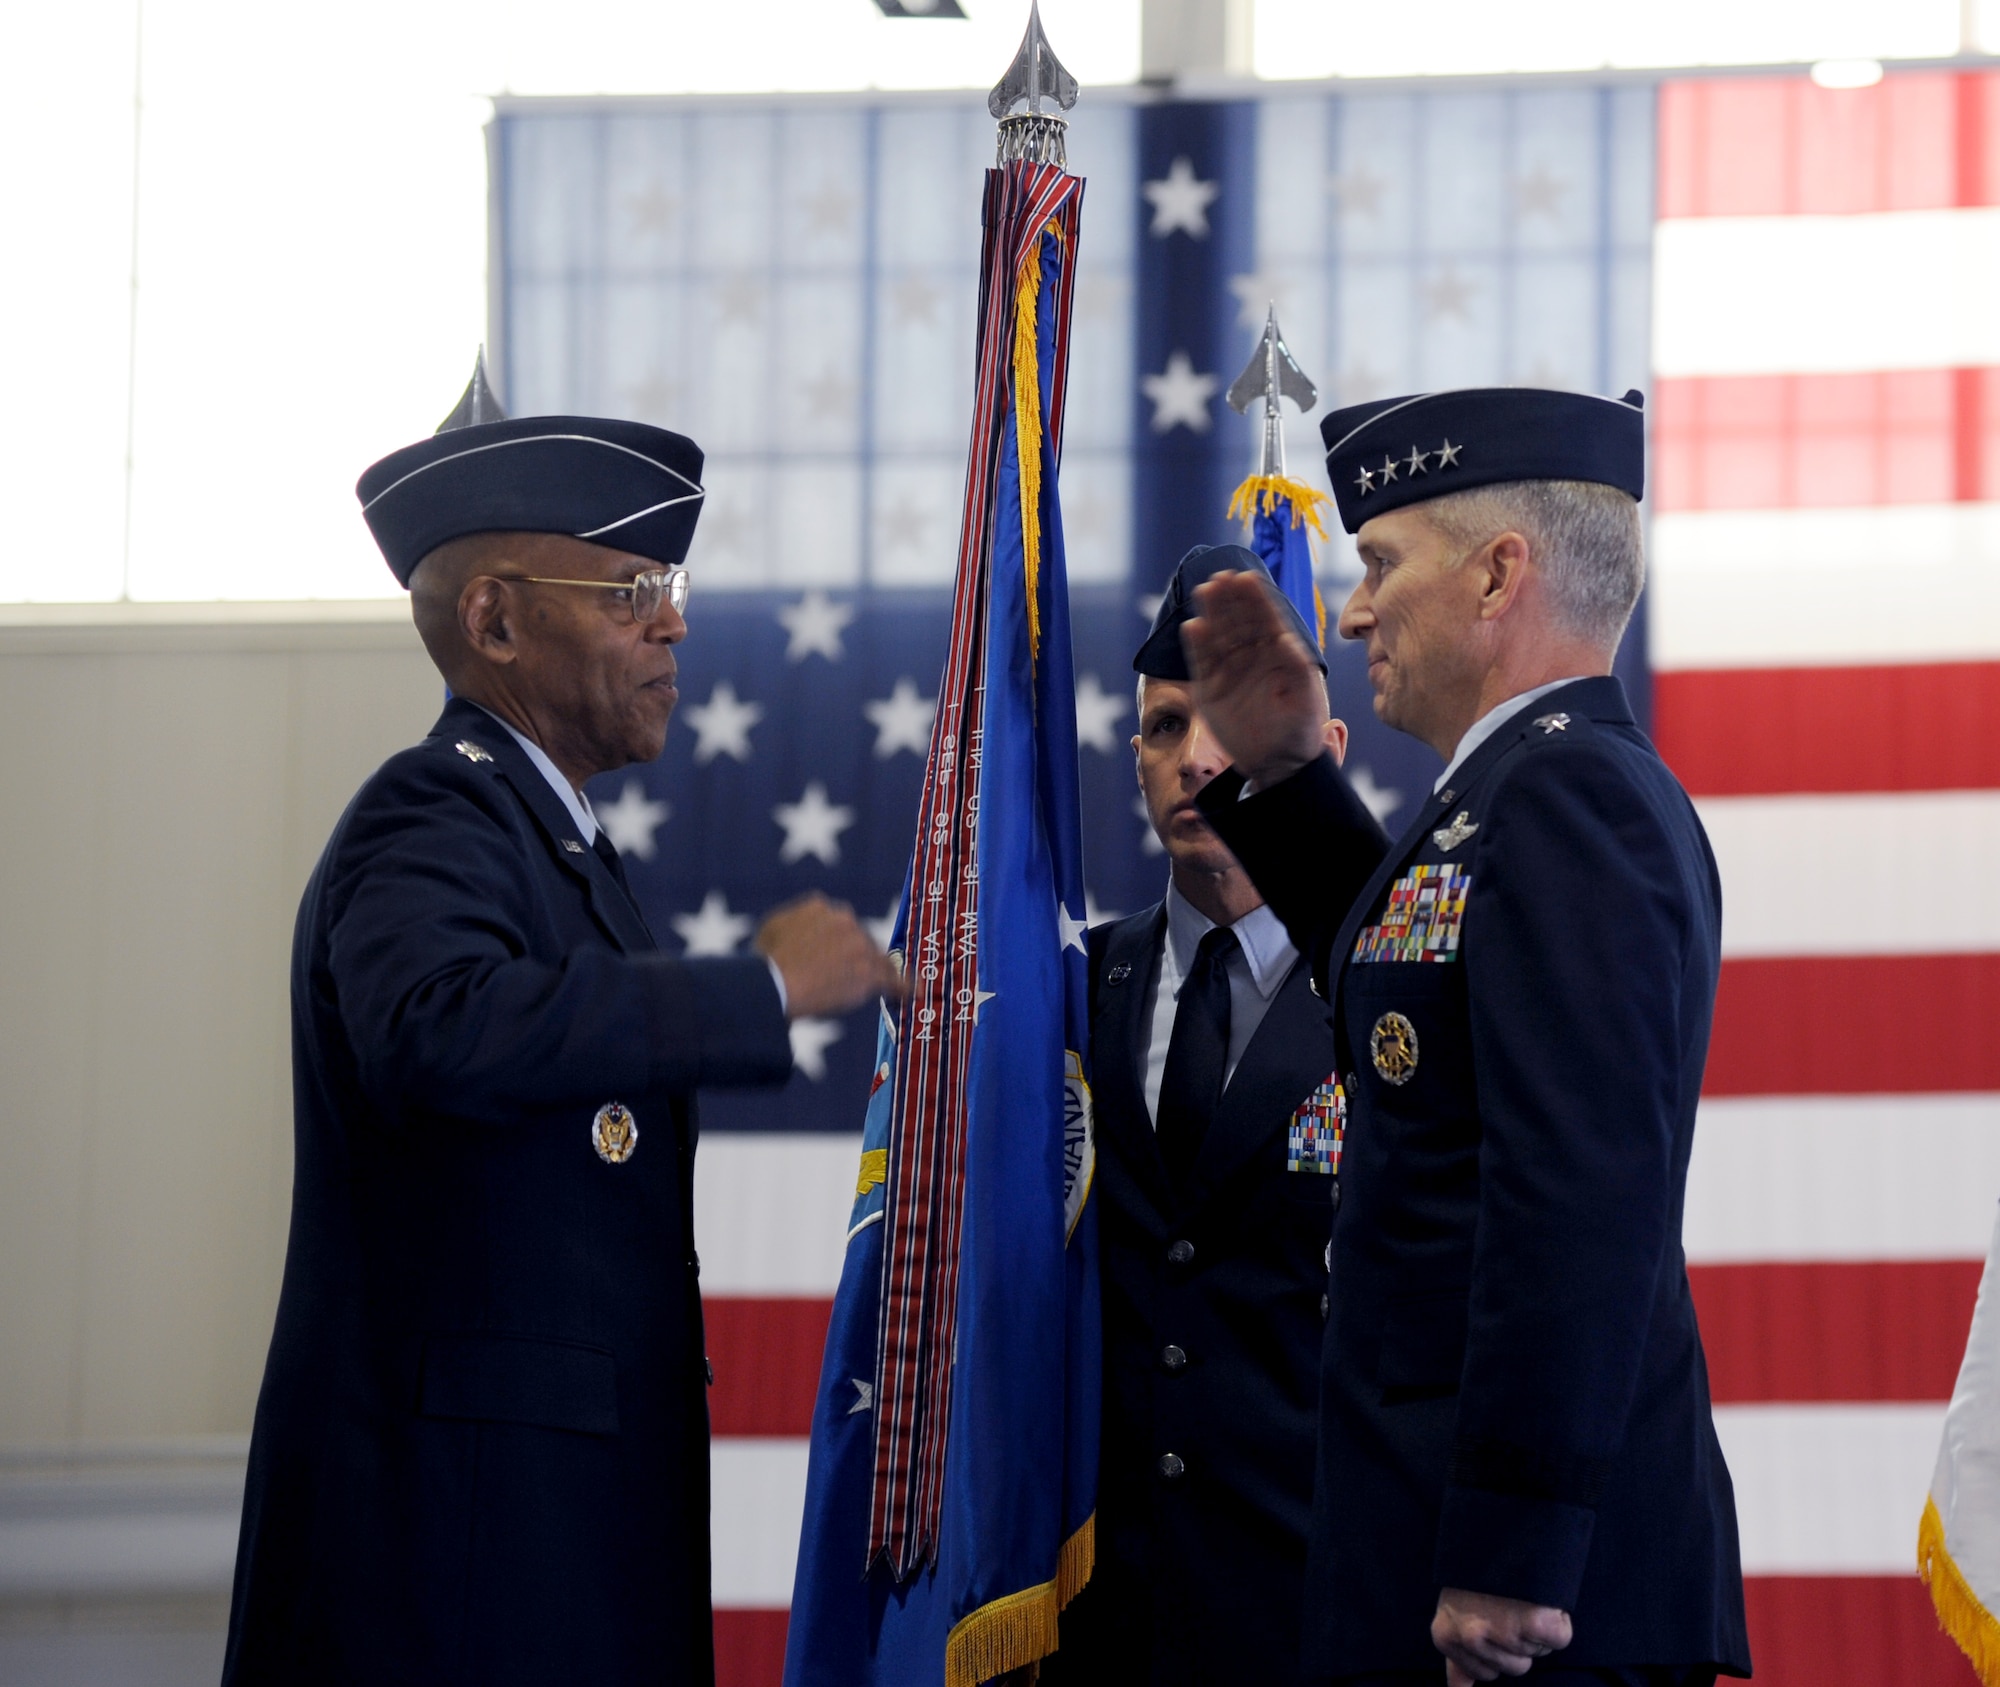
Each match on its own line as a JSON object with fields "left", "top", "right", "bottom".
{"left": 1183, "top": 389, "right": 1749, "bottom": 1685}
{"left": 1047, "top": 546, "right": 1387, "bottom": 1687}
{"left": 222, "top": 373, "right": 897, "bottom": 1687}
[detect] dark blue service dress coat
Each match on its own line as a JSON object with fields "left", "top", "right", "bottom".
{"left": 1199, "top": 676, "right": 1751, "bottom": 1683}
{"left": 223, "top": 696, "right": 794, "bottom": 1687}
{"left": 1050, "top": 843, "right": 1385, "bottom": 1685}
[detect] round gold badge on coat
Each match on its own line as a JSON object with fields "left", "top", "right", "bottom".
{"left": 592, "top": 1101, "right": 638, "bottom": 1164}
{"left": 1370, "top": 1013, "right": 1419, "bottom": 1085}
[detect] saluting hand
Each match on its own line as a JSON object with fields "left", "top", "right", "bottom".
{"left": 1181, "top": 571, "right": 1329, "bottom": 789}
{"left": 1432, "top": 1587, "right": 1573, "bottom": 1685}
{"left": 755, "top": 893, "right": 905, "bottom": 1020}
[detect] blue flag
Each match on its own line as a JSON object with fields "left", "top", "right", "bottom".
{"left": 1228, "top": 473, "right": 1330, "bottom": 653}
{"left": 784, "top": 160, "right": 1098, "bottom": 1687}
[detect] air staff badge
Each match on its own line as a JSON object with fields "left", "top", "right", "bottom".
{"left": 1432, "top": 811, "right": 1478, "bottom": 852}
{"left": 592, "top": 1101, "right": 638, "bottom": 1164}
{"left": 1370, "top": 1012, "right": 1419, "bottom": 1085}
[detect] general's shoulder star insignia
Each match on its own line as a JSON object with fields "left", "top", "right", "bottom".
{"left": 1533, "top": 712, "right": 1571, "bottom": 734}
{"left": 454, "top": 740, "right": 494, "bottom": 764}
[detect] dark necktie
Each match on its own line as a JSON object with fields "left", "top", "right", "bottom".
{"left": 592, "top": 830, "right": 636, "bottom": 900}
{"left": 1156, "top": 926, "right": 1238, "bottom": 1194}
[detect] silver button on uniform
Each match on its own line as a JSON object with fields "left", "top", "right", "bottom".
{"left": 1159, "top": 1452, "right": 1185, "bottom": 1480}
{"left": 1161, "top": 1344, "right": 1187, "bottom": 1372}
{"left": 1166, "top": 1239, "right": 1194, "bottom": 1266}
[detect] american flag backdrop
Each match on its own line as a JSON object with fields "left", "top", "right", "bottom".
{"left": 489, "top": 68, "right": 2000, "bottom": 1687}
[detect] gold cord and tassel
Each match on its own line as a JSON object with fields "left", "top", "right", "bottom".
{"left": 1226, "top": 472, "right": 1331, "bottom": 540}
{"left": 1012, "top": 238, "right": 1044, "bottom": 661}
{"left": 1011, "top": 221, "right": 1067, "bottom": 662}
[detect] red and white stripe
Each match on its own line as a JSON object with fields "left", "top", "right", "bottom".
{"left": 1654, "top": 67, "right": 2000, "bottom": 1686}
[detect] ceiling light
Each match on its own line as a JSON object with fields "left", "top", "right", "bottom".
{"left": 1810, "top": 58, "right": 1884, "bottom": 90}
{"left": 874, "top": 0, "right": 969, "bottom": 15}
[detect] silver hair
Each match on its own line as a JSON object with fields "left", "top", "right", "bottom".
{"left": 1415, "top": 479, "right": 1645, "bottom": 650}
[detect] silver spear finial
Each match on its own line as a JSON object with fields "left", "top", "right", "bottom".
{"left": 989, "top": 0, "right": 1078, "bottom": 167}
{"left": 1226, "top": 306, "right": 1317, "bottom": 478}
{"left": 436, "top": 346, "right": 508, "bottom": 434}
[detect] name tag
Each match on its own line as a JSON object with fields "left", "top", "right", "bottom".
{"left": 1353, "top": 864, "right": 1469, "bottom": 964}
{"left": 1288, "top": 1073, "right": 1345, "bottom": 1175}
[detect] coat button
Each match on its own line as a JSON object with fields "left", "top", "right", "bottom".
{"left": 1319, "top": 1292, "right": 1330, "bottom": 1320}
{"left": 705, "top": 1357, "right": 715, "bottom": 1386}
{"left": 1159, "top": 1452, "right": 1185, "bottom": 1480}
{"left": 1161, "top": 1344, "right": 1188, "bottom": 1372}
{"left": 1330, "top": 1180, "right": 1342, "bottom": 1214}
{"left": 1166, "top": 1239, "right": 1194, "bottom": 1266}
{"left": 1323, "top": 1241, "right": 1331, "bottom": 1272}
{"left": 1310, "top": 975, "right": 1323, "bottom": 998}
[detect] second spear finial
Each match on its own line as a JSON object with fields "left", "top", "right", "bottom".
{"left": 1227, "top": 306, "right": 1317, "bottom": 478}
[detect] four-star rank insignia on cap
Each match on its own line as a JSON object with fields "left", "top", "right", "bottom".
{"left": 592, "top": 1101, "right": 638, "bottom": 1164}
{"left": 1355, "top": 440, "right": 1459, "bottom": 499}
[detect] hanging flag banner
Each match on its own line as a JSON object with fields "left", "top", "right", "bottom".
{"left": 1225, "top": 306, "right": 1329, "bottom": 650}
{"left": 784, "top": 8, "right": 1099, "bottom": 1685}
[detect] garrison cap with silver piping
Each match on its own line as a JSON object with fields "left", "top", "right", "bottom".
{"left": 355, "top": 349, "right": 708, "bottom": 588}
{"left": 1319, "top": 386, "right": 1647, "bottom": 536}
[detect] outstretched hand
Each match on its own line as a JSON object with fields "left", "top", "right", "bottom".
{"left": 1432, "top": 1588, "right": 1573, "bottom": 1685}
{"left": 1181, "top": 571, "right": 1329, "bottom": 789}
{"left": 755, "top": 894, "right": 904, "bottom": 1020}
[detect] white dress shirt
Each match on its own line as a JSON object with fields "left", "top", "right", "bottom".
{"left": 1432, "top": 676, "right": 1591, "bottom": 794}
{"left": 1141, "top": 881, "right": 1299, "bottom": 1127}
{"left": 473, "top": 703, "right": 599, "bottom": 843}
{"left": 469, "top": 703, "right": 790, "bottom": 1013}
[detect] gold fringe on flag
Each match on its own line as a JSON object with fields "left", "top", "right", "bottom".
{"left": 1921, "top": 1494, "right": 2000, "bottom": 1685}
{"left": 1012, "top": 235, "right": 1046, "bottom": 661}
{"left": 945, "top": 1578, "right": 1058, "bottom": 1687}
{"left": 1056, "top": 1512, "right": 1094, "bottom": 1608}
{"left": 941, "top": 1515, "right": 1096, "bottom": 1687}
{"left": 1226, "top": 472, "right": 1331, "bottom": 540}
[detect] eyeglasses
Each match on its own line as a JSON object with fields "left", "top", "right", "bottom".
{"left": 498, "top": 567, "right": 691, "bottom": 625}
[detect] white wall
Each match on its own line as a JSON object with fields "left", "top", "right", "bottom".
{"left": 0, "top": 605, "right": 438, "bottom": 1449}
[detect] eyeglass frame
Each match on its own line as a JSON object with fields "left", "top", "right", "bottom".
{"left": 494, "top": 566, "right": 690, "bottom": 625}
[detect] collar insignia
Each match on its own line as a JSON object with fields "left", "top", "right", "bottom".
{"left": 1432, "top": 811, "right": 1478, "bottom": 852}
{"left": 454, "top": 739, "right": 494, "bottom": 764}
{"left": 1533, "top": 712, "right": 1572, "bottom": 734}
